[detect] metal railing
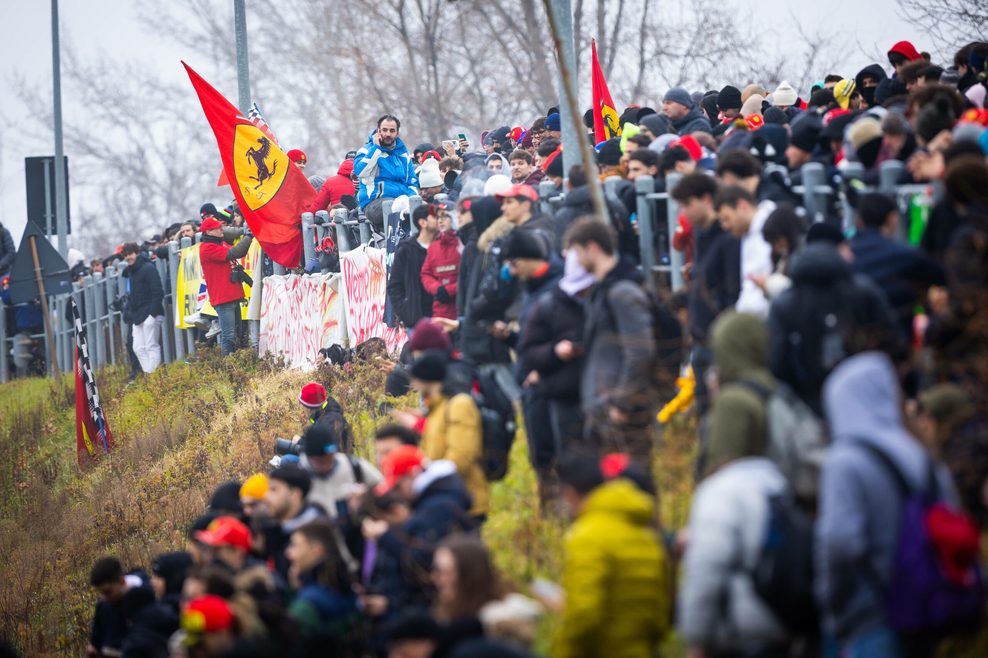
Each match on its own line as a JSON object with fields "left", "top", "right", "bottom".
{"left": 1, "top": 161, "right": 939, "bottom": 383}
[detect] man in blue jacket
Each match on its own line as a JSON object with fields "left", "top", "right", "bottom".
{"left": 353, "top": 115, "right": 417, "bottom": 209}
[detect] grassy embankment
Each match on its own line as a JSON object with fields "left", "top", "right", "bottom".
{"left": 0, "top": 347, "right": 701, "bottom": 656}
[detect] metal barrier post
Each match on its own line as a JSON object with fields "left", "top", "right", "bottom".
{"left": 168, "top": 240, "right": 185, "bottom": 361}
{"left": 635, "top": 175, "right": 656, "bottom": 289}
{"left": 665, "top": 173, "right": 685, "bottom": 292}
{"left": 302, "top": 213, "right": 316, "bottom": 268}
{"left": 0, "top": 295, "right": 8, "bottom": 383}
{"left": 82, "top": 275, "right": 98, "bottom": 367}
{"left": 878, "top": 160, "right": 909, "bottom": 241}
{"left": 154, "top": 258, "right": 174, "bottom": 366}
{"left": 841, "top": 162, "right": 865, "bottom": 234}
{"left": 539, "top": 180, "right": 556, "bottom": 216}
{"left": 382, "top": 200, "right": 394, "bottom": 220}
{"left": 407, "top": 195, "right": 423, "bottom": 237}
{"left": 357, "top": 213, "right": 372, "bottom": 246}
{"left": 334, "top": 209, "right": 352, "bottom": 252}
{"left": 93, "top": 273, "right": 114, "bottom": 367}
{"left": 800, "top": 162, "right": 824, "bottom": 223}
{"left": 114, "top": 262, "right": 128, "bottom": 367}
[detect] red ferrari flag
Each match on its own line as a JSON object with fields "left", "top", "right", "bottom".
{"left": 72, "top": 299, "right": 113, "bottom": 467}
{"left": 184, "top": 62, "right": 311, "bottom": 267}
{"left": 217, "top": 103, "right": 281, "bottom": 188}
{"left": 591, "top": 39, "right": 621, "bottom": 144}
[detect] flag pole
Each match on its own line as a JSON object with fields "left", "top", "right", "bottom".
{"left": 541, "top": 0, "right": 608, "bottom": 221}
{"left": 29, "top": 235, "right": 61, "bottom": 378}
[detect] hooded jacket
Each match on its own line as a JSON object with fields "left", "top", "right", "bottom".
{"left": 353, "top": 133, "right": 417, "bottom": 208}
{"left": 420, "top": 392, "right": 488, "bottom": 516}
{"left": 0, "top": 222, "right": 15, "bottom": 276}
{"left": 420, "top": 230, "right": 462, "bottom": 320}
{"left": 679, "top": 458, "right": 788, "bottom": 651}
{"left": 309, "top": 160, "right": 356, "bottom": 212}
{"left": 485, "top": 153, "right": 511, "bottom": 177}
{"left": 704, "top": 312, "right": 774, "bottom": 476}
{"left": 671, "top": 106, "right": 712, "bottom": 136}
{"left": 555, "top": 479, "right": 670, "bottom": 658}
{"left": 462, "top": 217, "right": 516, "bottom": 366}
{"left": 768, "top": 244, "right": 900, "bottom": 415}
{"left": 581, "top": 258, "right": 655, "bottom": 417}
{"left": 816, "top": 351, "right": 957, "bottom": 642}
{"left": 387, "top": 237, "right": 432, "bottom": 328}
{"left": 123, "top": 254, "right": 165, "bottom": 325}
{"left": 456, "top": 196, "right": 500, "bottom": 319}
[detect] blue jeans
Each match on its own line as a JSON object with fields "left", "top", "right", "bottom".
{"left": 843, "top": 625, "right": 904, "bottom": 658}
{"left": 214, "top": 300, "right": 239, "bottom": 355}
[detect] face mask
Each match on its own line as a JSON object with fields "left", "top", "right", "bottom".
{"left": 860, "top": 86, "right": 877, "bottom": 108}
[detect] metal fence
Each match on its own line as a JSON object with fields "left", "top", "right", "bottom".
{"left": 0, "top": 199, "right": 410, "bottom": 383}
{"left": 0, "top": 161, "right": 937, "bottom": 383}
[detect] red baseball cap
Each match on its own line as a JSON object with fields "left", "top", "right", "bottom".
{"left": 378, "top": 445, "right": 426, "bottom": 492}
{"left": 494, "top": 183, "right": 539, "bottom": 203}
{"left": 194, "top": 516, "right": 252, "bottom": 553}
{"left": 199, "top": 216, "right": 223, "bottom": 232}
{"left": 670, "top": 135, "right": 703, "bottom": 161}
{"left": 299, "top": 382, "right": 327, "bottom": 408}
{"left": 182, "top": 595, "right": 235, "bottom": 635}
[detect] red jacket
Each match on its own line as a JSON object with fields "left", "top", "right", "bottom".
{"left": 420, "top": 230, "right": 462, "bottom": 320}
{"left": 309, "top": 160, "right": 356, "bottom": 212}
{"left": 199, "top": 240, "right": 244, "bottom": 306}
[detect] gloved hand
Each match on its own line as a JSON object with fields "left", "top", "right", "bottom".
{"left": 435, "top": 286, "right": 451, "bottom": 304}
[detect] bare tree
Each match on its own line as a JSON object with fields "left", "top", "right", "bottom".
{"left": 897, "top": 0, "right": 987, "bottom": 55}
{"left": 13, "top": 0, "right": 861, "bottom": 256}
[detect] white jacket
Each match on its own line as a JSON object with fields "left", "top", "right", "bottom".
{"left": 679, "top": 457, "right": 788, "bottom": 652}
{"left": 735, "top": 200, "right": 776, "bottom": 318}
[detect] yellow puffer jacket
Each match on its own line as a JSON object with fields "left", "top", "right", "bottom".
{"left": 554, "top": 479, "right": 670, "bottom": 658}
{"left": 421, "top": 392, "right": 489, "bottom": 516}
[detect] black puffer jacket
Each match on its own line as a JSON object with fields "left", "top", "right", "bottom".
{"left": 462, "top": 218, "right": 515, "bottom": 366}
{"left": 123, "top": 254, "right": 164, "bottom": 325}
{"left": 517, "top": 285, "right": 586, "bottom": 400}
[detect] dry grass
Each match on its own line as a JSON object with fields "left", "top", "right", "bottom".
{"left": 22, "top": 349, "right": 987, "bottom": 658}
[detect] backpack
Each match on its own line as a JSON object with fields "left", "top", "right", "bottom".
{"left": 737, "top": 379, "right": 829, "bottom": 503}
{"left": 752, "top": 490, "right": 820, "bottom": 635}
{"left": 601, "top": 284, "right": 684, "bottom": 405}
{"left": 858, "top": 443, "right": 985, "bottom": 637}
{"left": 472, "top": 369, "right": 517, "bottom": 482}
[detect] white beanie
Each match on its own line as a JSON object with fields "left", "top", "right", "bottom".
{"left": 483, "top": 174, "right": 512, "bottom": 197}
{"left": 772, "top": 81, "right": 798, "bottom": 107}
{"left": 418, "top": 159, "right": 443, "bottom": 189}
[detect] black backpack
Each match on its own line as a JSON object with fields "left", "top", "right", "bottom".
{"left": 472, "top": 369, "right": 517, "bottom": 481}
{"left": 752, "top": 491, "right": 820, "bottom": 635}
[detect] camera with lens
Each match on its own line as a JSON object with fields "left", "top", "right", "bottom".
{"left": 109, "top": 294, "right": 129, "bottom": 313}
{"left": 274, "top": 437, "right": 302, "bottom": 456}
{"left": 230, "top": 263, "right": 254, "bottom": 287}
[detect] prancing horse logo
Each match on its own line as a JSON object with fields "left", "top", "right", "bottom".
{"left": 245, "top": 136, "right": 278, "bottom": 190}
{"left": 232, "top": 124, "right": 287, "bottom": 211}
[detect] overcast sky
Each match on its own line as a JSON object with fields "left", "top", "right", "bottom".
{"left": 0, "top": 0, "right": 930, "bottom": 248}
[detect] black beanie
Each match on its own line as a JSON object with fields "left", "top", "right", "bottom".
{"left": 717, "top": 85, "right": 743, "bottom": 111}
{"left": 546, "top": 154, "right": 564, "bottom": 178}
{"left": 410, "top": 351, "right": 448, "bottom": 383}
{"left": 596, "top": 138, "right": 623, "bottom": 166}
{"left": 302, "top": 423, "right": 340, "bottom": 457}
{"left": 208, "top": 481, "right": 243, "bottom": 515}
{"left": 790, "top": 114, "right": 823, "bottom": 152}
{"left": 806, "top": 222, "right": 845, "bottom": 245}
{"left": 269, "top": 465, "right": 312, "bottom": 497}
{"left": 151, "top": 551, "right": 194, "bottom": 597}
{"left": 582, "top": 108, "right": 595, "bottom": 128}
{"left": 504, "top": 230, "right": 548, "bottom": 260}
{"left": 763, "top": 106, "right": 789, "bottom": 125}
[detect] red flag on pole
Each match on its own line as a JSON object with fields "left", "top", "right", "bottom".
{"left": 184, "top": 62, "right": 311, "bottom": 267}
{"left": 591, "top": 39, "right": 622, "bottom": 144}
